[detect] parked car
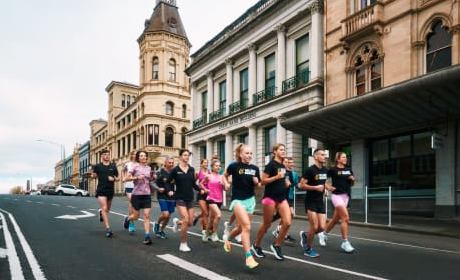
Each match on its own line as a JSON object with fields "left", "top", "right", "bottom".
{"left": 41, "top": 186, "right": 57, "bottom": 195}
{"left": 55, "top": 184, "right": 88, "bottom": 196}
{"left": 30, "top": 190, "right": 41, "bottom": 195}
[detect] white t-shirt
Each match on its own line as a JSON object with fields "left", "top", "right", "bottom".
{"left": 123, "top": 161, "right": 136, "bottom": 189}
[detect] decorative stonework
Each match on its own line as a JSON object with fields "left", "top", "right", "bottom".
{"left": 275, "top": 24, "right": 286, "bottom": 33}
{"left": 411, "top": 41, "right": 425, "bottom": 48}
{"left": 247, "top": 43, "right": 257, "bottom": 52}
{"left": 207, "top": 71, "right": 214, "bottom": 78}
{"left": 310, "top": 0, "right": 323, "bottom": 14}
{"left": 225, "top": 58, "right": 233, "bottom": 66}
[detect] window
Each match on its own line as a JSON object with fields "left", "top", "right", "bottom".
{"left": 166, "top": 101, "right": 174, "bottom": 116}
{"left": 296, "top": 35, "right": 309, "bottom": 84}
{"left": 127, "top": 114, "right": 131, "bottom": 124}
{"left": 165, "top": 127, "right": 174, "bottom": 147}
{"left": 202, "top": 91, "right": 207, "bottom": 117}
{"left": 426, "top": 20, "right": 452, "bottom": 73}
{"left": 133, "top": 110, "right": 137, "bottom": 120}
{"left": 122, "top": 137, "right": 126, "bottom": 156}
{"left": 132, "top": 131, "right": 137, "bottom": 149}
{"left": 240, "top": 68, "right": 248, "bottom": 108}
{"left": 141, "top": 102, "right": 145, "bottom": 115}
{"left": 140, "top": 126, "right": 145, "bottom": 147}
{"left": 355, "top": 0, "right": 377, "bottom": 12}
{"left": 148, "top": 125, "right": 154, "bottom": 145}
{"left": 238, "top": 133, "right": 248, "bottom": 144}
{"left": 264, "top": 126, "right": 277, "bottom": 156}
{"left": 352, "top": 44, "right": 382, "bottom": 96}
{"left": 154, "top": 125, "right": 159, "bottom": 145}
{"left": 219, "top": 81, "right": 226, "bottom": 111}
{"left": 122, "top": 119, "right": 125, "bottom": 128}
{"left": 132, "top": 95, "right": 135, "bottom": 103}
{"left": 181, "top": 128, "right": 187, "bottom": 149}
{"left": 182, "top": 104, "right": 187, "bottom": 118}
{"left": 218, "top": 141, "right": 225, "bottom": 166}
{"left": 169, "top": 59, "right": 176, "bottom": 81}
{"left": 122, "top": 94, "right": 126, "bottom": 107}
{"left": 265, "top": 54, "right": 276, "bottom": 93}
{"left": 127, "top": 134, "right": 131, "bottom": 153}
{"left": 127, "top": 95, "right": 131, "bottom": 107}
{"left": 153, "top": 57, "right": 159, "bottom": 79}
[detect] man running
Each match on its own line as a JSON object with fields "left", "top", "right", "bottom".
{"left": 122, "top": 150, "right": 137, "bottom": 233}
{"left": 153, "top": 156, "right": 176, "bottom": 239}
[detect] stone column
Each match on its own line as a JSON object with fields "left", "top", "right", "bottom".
{"left": 191, "top": 83, "right": 197, "bottom": 121}
{"left": 276, "top": 24, "right": 286, "bottom": 93}
{"left": 310, "top": 1, "right": 324, "bottom": 80}
{"left": 207, "top": 72, "right": 214, "bottom": 119}
{"left": 248, "top": 43, "right": 257, "bottom": 106}
{"left": 248, "top": 125, "right": 257, "bottom": 163}
{"left": 206, "top": 139, "right": 214, "bottom": 159}
{"left": 276, "top": 117, "right": 286, "bottom": 144}
{"left": 225, "top": 58, "right": 233, "bottom": 114}
{"left": 225, "top": 133, "right": 233, "bottom": 168}
{"left": 451, "top": 26, "right": 460, "bottom": 65}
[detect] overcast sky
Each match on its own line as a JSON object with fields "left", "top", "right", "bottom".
{"left": 0, "top": 0, "right": 259, "bottom": 193}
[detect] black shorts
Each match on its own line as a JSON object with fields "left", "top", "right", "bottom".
{"left": 305, "top": 199, "right": 325, "bottom": 214}
{"left": 288, "top": 199, "right": 294, "bottom": 207}
{"left": 197, "top": 193, "right": 207, "bottom": 201}
{"left": 96, "top": 189, "right": 114, "bottom": 200}
{"left": 131, "top": 195, "right": 152, "bottom": 210}
{"left": 176, "top": 199, "right": 195, "bottom": 209}
{"left": 206, "top": 200, "right": 222, "bottom": 209}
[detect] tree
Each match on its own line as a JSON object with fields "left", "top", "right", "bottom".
{"left": 10, "top": 186, "right": 22, "bottom": 194}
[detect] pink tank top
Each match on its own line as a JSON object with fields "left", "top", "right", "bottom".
{"left": 206, "top": 173, "right": 223, "bottom": 203}
{"left": 198, "top": 170, "right": 209, "bottom": 189}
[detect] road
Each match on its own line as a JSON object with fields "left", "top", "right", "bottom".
{"left": 0, "top": 194, "right": 459, "bottom": 280}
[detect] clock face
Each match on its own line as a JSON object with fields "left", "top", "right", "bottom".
{"left": 168, "top": 18, "right": 177, "bottom": 29}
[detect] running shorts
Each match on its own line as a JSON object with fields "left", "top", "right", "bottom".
{"left": 229, "top": 196, "right": 256, "bottom": 214}
{"left": 131, "top": 195, "right": 152, "bottom": 210}
{"left": 305, "top": 199, "right": 325, "bottom": 214}
{"left": 158, "top": 199, "right": 175, "bottom": 213}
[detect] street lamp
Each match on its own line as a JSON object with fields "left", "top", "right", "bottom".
{"left": 37, "top": 139, "right": 66, "bottom": 184}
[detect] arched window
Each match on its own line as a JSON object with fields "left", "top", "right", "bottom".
{"left": 166, "top": 101, "right": 174, "bottom": 116}
{"left": 181, "top": 128, "right": 187, "bottom": 149}
{"left": 122, "top": 94, "right": 126, "bottom": 107}
{"left": 165, "top": 127, "right": 174, "bottom": 147}
{"left": 350, "top": 44, "right": 382, "bottom": 96}
{"left": 182, "top": 104, "right": 186, "bottom": 118}
{"left": 127, "top": 95, "right": 130, "bottom": 107}
{"left": 426, "top": 20, "right": 451, "bottom": 73}
{"left": 169, "top": 59, "right": 176, "bottom": 81}
{"left": 152, "top": 57, "right": 159, "bottom": 79}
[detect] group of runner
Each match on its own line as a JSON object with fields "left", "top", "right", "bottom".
{"left": 90, "top": 142, "right": 355, "bottom": 269}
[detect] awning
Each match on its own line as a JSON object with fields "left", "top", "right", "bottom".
{"left": 281, "top": 65, "right": 460, "bottom": 142}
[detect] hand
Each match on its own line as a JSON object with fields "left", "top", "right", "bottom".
{"left": 285, "top": 181, "right": 291, "bottom": 188}
{"left": 349, "top": 175, "right": 355, "bottom": 181}
{"left": 167, "top": 191, "right": 174, "bottom": 197}
{"left": 252, "top": 177, "right": 259, "bottom": 186}
{"left": 316, "top": 185, "right": 325, "bottom": 192}
{"left": 108, "top": 176, "right": 114, "bottom": 182}
{"left": 158, "top": 188, "right": 165, "bottom": 193}
{"left": 326, "top": 185, "right": 336, "bottom": 192}
{"left": 200, "top": 189, "right": 204, "bottom": 195}
{"left": 204, "top": 176, "right": 209, "bottom": 182}
{"left": 324, "top": 189, "right": 329, "bottom": 197}
{"left": 138, "top": 175, "right": 145, "bottom": 180}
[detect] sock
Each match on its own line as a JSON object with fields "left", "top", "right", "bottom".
{"left": 145, "top": 233, "right": 150, "bottom": 238}
{"left": 245, "top": 252, "right": 252, "bottom": 258}
{"left": 343, "top": 239, "right": 348, "bottom": 242}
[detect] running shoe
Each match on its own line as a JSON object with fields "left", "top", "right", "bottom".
{"left": 210, "top": 233, "right": 219, "bottom": 242}
{"left": 272, "top": 229, "right": 279, "bottom": 239}
{"left": 304, "top": 247, "right": 320, "bottom": 258}
{"left": 128, "top": 222, "right": 135, "bottom": 233}
{"left": 235, "top": 233, "right": 242, "bottom": 243}
{"left": 143, "top": 236, "right": 152, "bottom": 245}
{"left": 341, "top": 240, "right": 355, "bottom": 253}
{"left": 223, "top": 234, "right": 231, "bottom": 253}
{"left": 123, "top": 216, "right": 129, "bottom": 230}
{"left": 318, "top": 231, "right": 327, "bottom": 246}
{"left": 251, "top": 244, "right": 265, "bottom": 258}
{"left": 179, "top": 242, "right": 191, "bottom": 252}
{"left": 153, "top": 222, "right": 160, "bottom": 236}
{"left": 270, "top": 244, "right": 284, "bottom": 260}
{"left": 223, "top": 221, "right": 229, "bottom": 236}
{"left": 159, "top": 231, "right": 168, "bottom": 239}
{"left": 172, "top": 218, "right": 179, "bottom": 233}
{"left": 105, "top": 229, "right": 113, "bottom": 238}
{"left": 202, "top": 230, "right": 209, "bottom": 242}
{"left": 98, "top": 209, "right": 103, "bottom": 222}
{"left": 299, "top": 231, "right": 307, "bottom": 250}
{"left": 193, "top": 215, "right": 200, "bottom": 226}
{"left": 284, "top": 234, "right": 296, "bottom": 243}
{"left": 245, "top": 256, "right": 259, "bottom": 269}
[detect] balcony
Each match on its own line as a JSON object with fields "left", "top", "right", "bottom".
{"left": 341, "top": 2, "right": 384, "bottom": 42}
{"left": 193, "top": 114, "right": 207, "bottom": 129}
{"left": 282, "top": 69, "right": 310, "bottom": 94}
{"left": 209, "top": 108, "right": 226, "bottom": 123}
{"left": 229, "top": 98, "right": 248, "bottom": 114}
{"left": 253, "top": 87, "right": 276, "bottom": 106}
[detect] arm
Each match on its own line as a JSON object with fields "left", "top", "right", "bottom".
{"left": 164, "top": 169, "right": 175, "bottom": 196}
{"left": 223, "top": 171, "right": 231, "bottom": 191}
{"left": 299, "top": 178, "right": 325, "bottom": 192}
{"left": 261, "top": 171, "right": 283, "bottom": 186}
{"left": 221, "top": 175, "right": 230, "bottom": 191}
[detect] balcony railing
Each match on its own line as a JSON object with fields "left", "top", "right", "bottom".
{"left": 282, "top": 69, "right": 310, "bottom": 94}
{"left": 253, "top": 86, "right": 276, "bottom": 106}
{"left": 193, "top": 114, "right": 207, "bottom": 129}
{"left": 229, "top": 98, "right": 248, "bottom": 114}
{"left": 341, "top": 2, "right": 383, "bottom": 38}
{"left": 209, "top": 108, "right": 226, "bottom": 123}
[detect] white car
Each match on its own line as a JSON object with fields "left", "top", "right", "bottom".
{"left": 30, "top": 190, "right": 41, "bottom": 195}
{"left": 55, "top": 184, "right": 88, "bottom": 196}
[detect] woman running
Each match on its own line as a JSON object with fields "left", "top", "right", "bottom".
{"left": 202, "top": 160, "right": 228, "bottom": 242}
{"left": 166, "top": 149, "right": 200, "bottom": 252}
{"left": 318, "top": 152, "right": 355, "bottom": 253}
{"left": 194, "top": 159, "right": 210, "bottom": 241}
{"left": 222, "top": 143, "right": 260, "bottom": 269}
{"left": 123, "top": 151, "right": 153, "bottom": 245}
{"left": 122, "top": 150, "right": 137, "bottom": 233}
{"left": 252, "top": 143, "right": 291, "bottom": 261}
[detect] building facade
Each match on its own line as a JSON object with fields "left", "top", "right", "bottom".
{"left": 78, "top": 141, "right": 90, "bottom": 191}
{"left": 54, "top": 159, "right": 63, "bottom": 185}
{"left": 89, "top": 0, "right": 191, "bottom": 196}
{"left": 62, "top": 155, "right": 73, "bottom": 185}
{"left": 283, "top": 0, "right": 460, "bottom": 218}
{"left": 186, "top": 0, "right": 324, "bottom": 177}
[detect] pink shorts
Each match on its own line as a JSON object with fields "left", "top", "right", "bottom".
{"left": 261, "top": 197, "right": 286, "bottom": 206}
{"left": 331, "top": 193, "right": 349, "bottom": 208}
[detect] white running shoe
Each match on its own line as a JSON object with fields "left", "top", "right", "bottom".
{"left": 172, "top": 218, "right": 179, "bottom": 233}
{"left": 202, "top": 230, "right": 209, "bottom": 242}
{"left": 235, "top": 233, "right": 242, "bottom": 243}
{"left": 223, "top": 221, "right": 229, "bottom": 236}
{"left": 210, "top": 232, "right": 219, "bottom": 242}
{"left": 179, "top": 242, "right": 191, "bottom": 252}
{"left": 318, "top": 231, "right": 327, "bottom": 246}
{"left": 341, "top": 240, "right": 355, "bottom": 253}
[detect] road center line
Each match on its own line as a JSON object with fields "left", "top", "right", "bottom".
{"left": 158, "top": 254, "right": 233, "bottom": 280}
{"left": 67, "top": 206, "right": 76, "bottom": 209}
{"left": 51, "top": 204, "right": 60, "bottom": 206}
{"left": 0, "top": 208, "right": 47, "bottom": 280}
{"left": 0, "top": 211, "right": 25, "bottom": 280}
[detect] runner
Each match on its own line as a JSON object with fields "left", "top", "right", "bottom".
{"left": 223, "top": 160, "right": 241, "bottom": 242}
{"left": 299, "top": 148, "right": 335, "bottom": 258}
{"left": 252, "top": 143, "right": 291, "bottom": 261}
{"left": 318, "top": 152, "right": 355, "bottom": 253}
{"left": 123, "top": 151, "right": 154, "bottom": 245}
{"left": 153, "top": 156, "right": 176, "bottom": 239}
{"left": 122, "top": 150, "right": 137, "bottom": 233}
{"left": 193, "top": 159, "right": 210, "bottom": 241}
{"left": 222, "top": 143, "right": 260, "bottom": 269}
{"left": 165, "top": 149, "right": 200, "bottom": 252}
{"left": 202, "top": 160, "right": 228, "bottom": 242}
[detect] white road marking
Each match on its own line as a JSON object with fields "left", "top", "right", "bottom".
{"left": 26, "top": 200, "right": 32, "bottom": 203}
{"left": 0, "top": 208, "right": 47, "bottom": 280}
{"left": 158, "top": 254, "right": 232, "bottom": 280}
{"left": 67, "top": 206, "right": 76, "bottom": 209}
{"left": 0, "top": 248, "right": 7, "bottom": 258}
{"left": 88, "top": 208, "right": 98, "bottom": 211}
{"left": 0, "top": 211, "right": 25, "bottom": 280}
{"left": 55, "top": 211, "right": 95, "bottom": 220}
{"left": 36, "top": 202, "right": 43, "bottom": 204}
{"left": 51, "top": 204, "right": 60, "bottom": 206}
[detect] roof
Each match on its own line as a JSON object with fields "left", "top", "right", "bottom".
{"left": 281, "top": 65, "right": 460, "bottom": 142}
{"left": 105, "top": 81, "right": 139, "bottom": 92}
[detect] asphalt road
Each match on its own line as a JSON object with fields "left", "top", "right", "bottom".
{"left": 0, "top": 194, "right": 459, "bottom": 280}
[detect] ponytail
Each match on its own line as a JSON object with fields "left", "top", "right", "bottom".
{"left": 235, "top": 143, "right": 247, "bottom": 162}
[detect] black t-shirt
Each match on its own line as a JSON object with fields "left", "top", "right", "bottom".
{"left": 227, "top": 162, "right": 260, "bottom": 201}
{"left": 263, "top": 160, "right": 287, "bottom": 202}
{"left": 286, "top": 169, "right": 294, "bottom": 199}
{"left": 93, "top": 162, "right": 119, "bottom": 191}
{"left": 156, "top": 168, "right": 174, "bottom": 200}
{"left": 327, "top": 166, "right": 353, "bottom": 195}
{"left": 166, "top": 165, "right": 199, "bottom": 201}
{"left": 303, "top": 164, "right": 328, "bottom": 201}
